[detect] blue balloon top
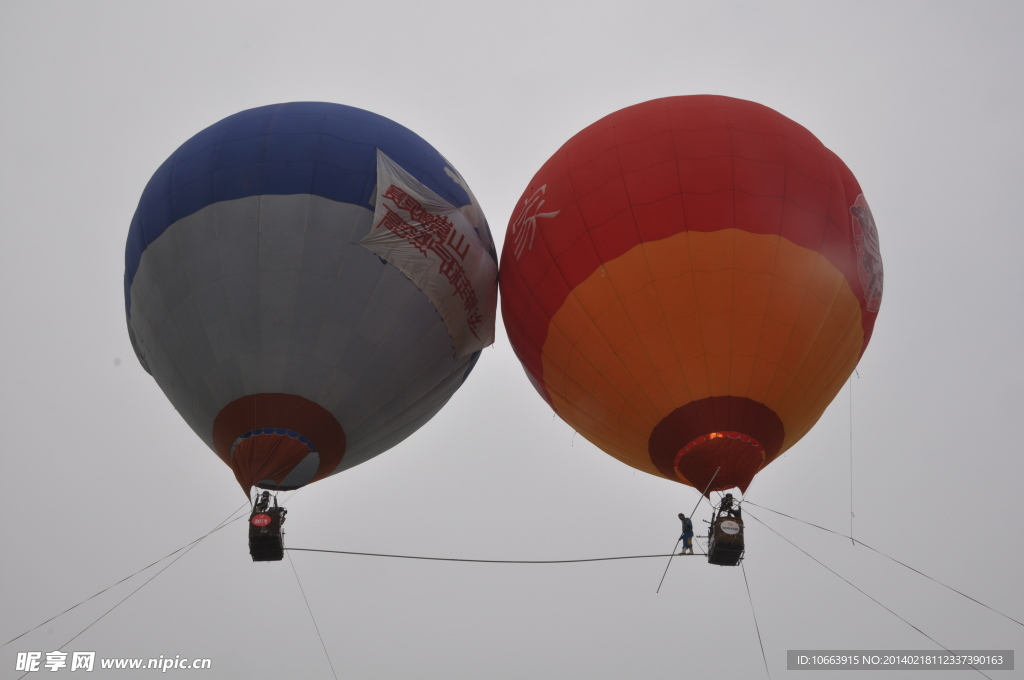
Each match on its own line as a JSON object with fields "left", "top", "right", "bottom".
{"left": 124, "top": 102, "right": 474, "bottom": 314}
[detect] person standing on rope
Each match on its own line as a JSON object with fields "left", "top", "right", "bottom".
{"left": 678, "top": 513, "right": 694, "bottom": 554}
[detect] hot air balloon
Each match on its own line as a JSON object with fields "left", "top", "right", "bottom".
{"left": 125, "top": 102, "right": 497, "bottom": 505}
{"left": 500, "top": 95, "right": 882, "bottom": 497}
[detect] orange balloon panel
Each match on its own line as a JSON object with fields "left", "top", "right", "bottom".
{"left": 500, "top": 96, "right": 882, "bottom": 493}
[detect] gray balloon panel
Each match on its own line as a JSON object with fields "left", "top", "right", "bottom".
{"left": 128, "top": 194, "right": 473, "bottom": 478}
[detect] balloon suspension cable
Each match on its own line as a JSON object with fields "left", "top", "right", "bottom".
{"left": 656, "top": 466, "right": 721, "bottom": 593}
{"left": 288, "top": 552, "right": 339, "bottom": 680}
{"left": 744, "top": 509, "right": 993, "bottom": 680}
{"left": 6, "top": 502, "right": 249, "bottom": 664}
{"left": 741, "top": 561, "right": 771, "bottom": 680}
{"left": 743, "top": 501, "right": 1024, "bottom": 629}
{"left": 849, "top": 377, "right": 855, "bottom": 545}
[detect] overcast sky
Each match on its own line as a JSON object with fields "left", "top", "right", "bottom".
{"left": 2, "top": 2, "right": 1023, "bottom": 678}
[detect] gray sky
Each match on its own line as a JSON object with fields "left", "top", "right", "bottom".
{"left": 2, "top": 2, "right": 1022, "bottom": 678}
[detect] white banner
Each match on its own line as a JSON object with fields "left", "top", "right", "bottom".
{"left": 359, "top": 151, "right": 497, "bottom": 357}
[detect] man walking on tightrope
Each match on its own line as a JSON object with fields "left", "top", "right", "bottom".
{"left": 678, "top": 513, "right": 694, "bottom": 554}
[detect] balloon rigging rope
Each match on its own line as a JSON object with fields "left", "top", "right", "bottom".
{"left": 850, "top": 376, "right": 855, "bottom": 544}
{"left": 3, "top": 503, "right": 250, "bottom": 652}
{"left": 741, "top": 561, "right": 771, "bottom": 680}
{"left": 744, "top": 509, "right": 993, "bottom": 680}
{"left": 742, "top": 501, "right": 1024, "bottom": 628}
{"left": 287, "top": 551, "right": 339, "bottom": 680}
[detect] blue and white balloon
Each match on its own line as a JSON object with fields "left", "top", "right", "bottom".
{"left": 125, "top": 102, "right": 497, "bottom": 493}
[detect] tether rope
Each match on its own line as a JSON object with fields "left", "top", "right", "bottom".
{"left": 849, "top": 377, "right": 855, "bottom": 544}
{"left": 287, "top": 551, "right": 339, "bottom": 680}
{"left": 13, "top": 505, "right": 250, "bottom": 680}
{"left": 745, "top": 510, "right": 991, "bottom": 680}
{"left": 743, "top": 501, "right": 1024, "bottom": 628}
{"left": 4, "top": 503, "right": 249, "bottom": 649}
{"left": 742, "top": 561, "right": 770, "bottom": 679}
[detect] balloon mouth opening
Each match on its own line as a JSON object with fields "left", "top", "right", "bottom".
{"left": 673, "top": 431, "right": 765, "bottom": 495}
{"left": 213, "top": 393, "right": 347, "bottom": 494}
{"left": 232, "top": 428, "right": 317, "bottom": 456}
{"left": 230, "top": 430, "right": 320, "bottom": 492}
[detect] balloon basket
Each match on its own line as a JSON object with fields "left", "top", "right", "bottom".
{"left": 707, "top": 515, "right": 745, "bottom": 567}
{"left": 248, "top": 506, "right": 286, "bottom": 562}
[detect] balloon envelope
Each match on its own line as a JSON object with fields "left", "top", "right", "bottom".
{"left": 500, "top": 95, "right": 882, "bottom": 494}
{"left": 125, "top": 102, "right": 497, "bottom": 493}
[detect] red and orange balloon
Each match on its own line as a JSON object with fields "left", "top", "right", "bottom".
{"left": 500, "top": 95, "right": 882, "bottom": 494}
